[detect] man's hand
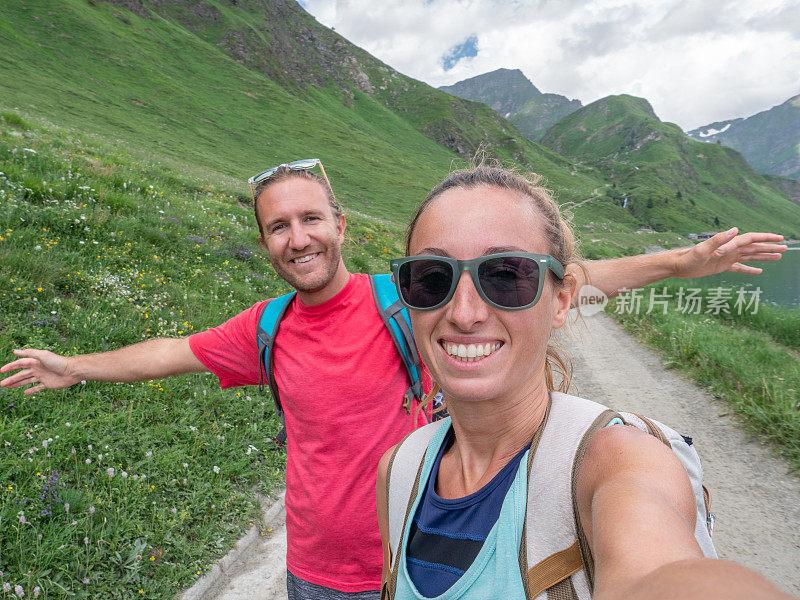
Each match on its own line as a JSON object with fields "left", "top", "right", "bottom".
{"left": 1, "top": 338, "right": 206, "bottom": 395}
{"left": 0, "top": 348, "right": 79, "bottom": 395}
{"left": 672, "top": 227, "right": 787, "bottom": 279}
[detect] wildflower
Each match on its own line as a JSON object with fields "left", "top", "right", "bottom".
{"left": 64, "top": 503, "right": 70, "bottom": 513}
{"left": 89, "top": 505, "right": 95, "bottom": 514}
{"left": 33, "top": 587, "right": 40, "bottom": 598}
{"left": 3, "top": 583, "right": 10, "bottom": 592}
{"left": 98, "top": 454, "right": 103, "bottom": 461}
{"left": 121, "top": 470, "right": 128, "bottom": 478}
{"left": 14, "top": 584, "right": 24, "bottom": 597}
{"left": 88, "top": 445, "right": 93, "bottom": 451}
{"left": 84, "top": 537, "right": 89, "bottom": 545}
{"left": 85, "top": 458, "right": 91, "bottom": 464}
{"left": 71, "top": 447, "right": 76, "bottom": 454}
{"left": 145, "top": 451, "right": 152, "bottom": 458}
{"left": 171, "top": 507, "right": 177, "bottom": 514}
{"left": 107, "top": 467, "right": 115, "bottom": 478}
{"left": 82, "top": 578, "right": 89, "bottom": 585}
{"left": 182, "top": 462, "right": 188, "bottom": 468}
{"left": 213, "top": 465, "right": 220, "bottom": 474}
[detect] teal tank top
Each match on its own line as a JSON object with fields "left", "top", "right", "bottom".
{"left": 393, "top": 419, "right": 529, "bottom": 600}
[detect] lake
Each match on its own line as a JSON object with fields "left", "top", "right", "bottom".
{"left": 690, "top": 246, "right": 800, "bottom": 309}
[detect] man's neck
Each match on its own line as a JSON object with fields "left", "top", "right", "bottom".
{"left": 296, "top": 264, "right": 351, "bottom": 306}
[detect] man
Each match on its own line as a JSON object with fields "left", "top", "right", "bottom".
{"left": 0, "top": 160, "right": 787, "bottom": 599}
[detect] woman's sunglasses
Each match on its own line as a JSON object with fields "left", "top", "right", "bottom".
{"left": 247, "top": 158, "right": 332, "bottom": 203}
{"left": 389, "top": 252, "right": 565, "bottom": 311}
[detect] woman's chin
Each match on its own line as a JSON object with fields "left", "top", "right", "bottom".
{"left": 436, "top": 377, "right": 503, "bottom": 406}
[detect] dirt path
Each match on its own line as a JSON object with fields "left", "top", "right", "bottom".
{"left": 567, "top": 312, "right": 800, "bottom": 595}
{"left": 196, "top": 313, "right": 800, "bottom": 599}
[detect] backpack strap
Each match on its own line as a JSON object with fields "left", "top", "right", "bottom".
{"left": 384, "top": 419, "right": 445, "bottom": 598}
{"left": 370, "top": 274, "right": 425, "bottom": 417}
{"left": 522, "top": 392, "right": 620, "bottom": 600}
{"left": 256, "top": 292, "right": 296, "bottom": 444}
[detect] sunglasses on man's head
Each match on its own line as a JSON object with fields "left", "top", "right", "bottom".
{"left": 390, "top": 252, "right": 565, "bottom": 311}
{"left": 247, "top": 158, "right": 332, "bottom": 203}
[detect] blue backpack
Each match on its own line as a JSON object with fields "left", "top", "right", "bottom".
{"left": 256, "top": 274, "right": 426, "bottom": 443}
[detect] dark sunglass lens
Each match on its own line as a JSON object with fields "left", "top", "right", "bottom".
{"left": 398, "top": 260, "right": 453, "bottom": 309}
{"left": 478, "top": 256, "right": 540, "bottom": 308}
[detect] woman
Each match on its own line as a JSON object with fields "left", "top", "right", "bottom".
{"left": 376, "top": 165, "right": 790, "bottom": 599}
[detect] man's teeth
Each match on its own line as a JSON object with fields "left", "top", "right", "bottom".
{"left": 293, "top": 253, "right": 318, "bottom": 264}
{"left": 443, "top": 342, "right": 502, "bottom": 362}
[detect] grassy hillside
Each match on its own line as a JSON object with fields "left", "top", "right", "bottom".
{"left": 541, "top": 95, "right": 800, "bottom": 237}
{"left": 0, "top": 0, "right": 456, "bottom": 225}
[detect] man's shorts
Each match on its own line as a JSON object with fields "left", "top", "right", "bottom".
{"left": 286, "top": 570, "right": 380, "bottom": 600}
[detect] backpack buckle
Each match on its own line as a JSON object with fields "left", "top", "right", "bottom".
{"left": 402, "top": 391, "right": 412, "bottom": 414}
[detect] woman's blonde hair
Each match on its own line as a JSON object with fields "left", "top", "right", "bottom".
{"left": 407, "top": 161, "right": 583, "bottom": 419}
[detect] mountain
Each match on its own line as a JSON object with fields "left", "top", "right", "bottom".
{"left": 0, "top": 0, "right": 610, "bottom": 225}
{"left": 687, "top": 95, "right": 800, "bottom": 181}
{"left": 0, "top": 0, "right": 797, "bottom": 241}
{"left": 541, "top": 95, "right": 800, "bottom": 235}
{"left": 439, "top": 68, "right": 542, "bottom": 117}
{"left": 439, "top": 69, "right": 582, "bottom": 141}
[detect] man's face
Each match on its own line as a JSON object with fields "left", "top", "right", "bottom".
{"left": 256, "top": 178, "right": 346, "bottom": 295}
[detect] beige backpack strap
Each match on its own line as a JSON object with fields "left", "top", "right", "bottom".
{"left": 385, "top": 419, "right": 447, "bottom": 599}
{"left": 569, "top": 407, "right": 621, "bottom": 592}
{"left": 522, "top": 391, "right": 619, "bottom": 600}
{"left": 632, "top": 412, "right": 670, "bottom": 447}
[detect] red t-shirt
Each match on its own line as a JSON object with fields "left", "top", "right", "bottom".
{"left": 189, "top": 273, "right": 428, "bottom": 591}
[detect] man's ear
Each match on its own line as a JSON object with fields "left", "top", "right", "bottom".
{"left": 552, "top": 274, "right": 576, "bottom": 330}
{"left": 337, "top": 214, "right": 347, "bottom": 244}
{"left": 257, "top": 234, "right": 269, "bottom": 254}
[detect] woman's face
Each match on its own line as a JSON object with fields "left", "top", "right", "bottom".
{"left": 408, "top": 185, "right": 572, "bottom": 404}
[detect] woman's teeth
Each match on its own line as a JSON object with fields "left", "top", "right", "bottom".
{"left": 293, "top": 253, "right": 318, "bottom": 264}
{"left": 443, "top": 342, "right": 502, "bottom": 362}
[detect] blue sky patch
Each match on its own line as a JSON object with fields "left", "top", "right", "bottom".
{"left": 441, "top": 35, "right": 479, "bottom": 71}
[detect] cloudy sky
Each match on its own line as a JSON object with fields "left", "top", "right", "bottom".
{"left": 299, "top": 0, "right": 800, "bottom": 130}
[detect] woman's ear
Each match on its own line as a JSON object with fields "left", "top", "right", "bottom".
{"left": 551, "top": 274, "right": 576, "bottom": 330}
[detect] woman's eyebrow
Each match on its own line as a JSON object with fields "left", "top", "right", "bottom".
{"left": 484, "top": 245, "right": 527, "bottom": 254}
{"left": 417, "top": 247, "right": 450, "bottom": 257}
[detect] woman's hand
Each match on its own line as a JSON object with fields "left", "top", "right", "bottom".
{"left": 672, "top": 228, "right": 787, "bottom": 278}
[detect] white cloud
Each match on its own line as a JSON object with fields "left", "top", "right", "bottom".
{"left": 299, "top": 0, "right": 800, "bottom": 129}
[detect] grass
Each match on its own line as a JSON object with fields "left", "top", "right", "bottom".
{"left": 0, "top": 117, "right": 405, "bottom": 599}
{"left": 609, "top": 281, "right": 800, "bottom": 470}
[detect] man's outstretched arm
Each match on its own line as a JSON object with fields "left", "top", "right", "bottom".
{"left": 571, "top": 228, "right": 787, "bottom": 304}
{"left": 0, "top": 337, "right": 207, "bottom": 395}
